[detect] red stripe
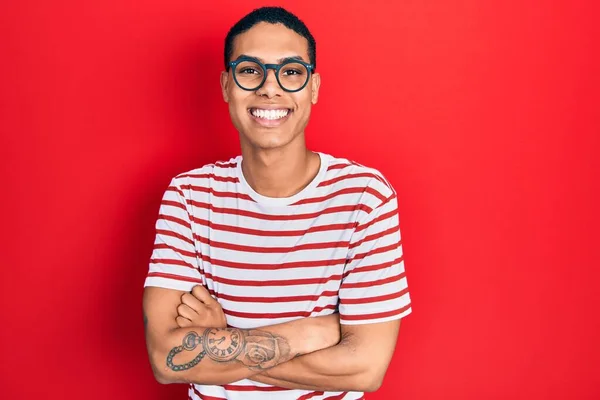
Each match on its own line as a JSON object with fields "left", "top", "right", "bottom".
{"left": 341, "top": 303, "right": 412, "bottom": 321}
{"left": 297, "top": 391, "right": 325, "bottom": 400}
{"left": 197, "top": 253, "right": 346, "bottom": 270}
{"left": 158, "top": 213, "right": 191, "bottom": 230}
{"left": 177, "top": 173, "right": 239, "bottom": 183}
{"left": 150, "top": 258, "right": 196, "bottom": 269}
{"left": 292, "top": 186, "right": 387, "bottom": 206}
{"left": 348, "top": 242, "right": 401, "bottom": 263}
{"left": 205, "top": 271, "right": 344, "bottom": 287}
{"left": 195, "top": 235, "right": 349, "bottom": 254}
{"left": 342, "top": 257, "right": 404, "bottom": 279}
{"left": 148, "top": 270, "right": 345, "bottom": 288}
{"left": 354, "top": 208, "right": 397, "bottom": 233}
{"left": 191, "top": 385, "right": 226, "bottom": 400}
{"left": 354, "top": 194, "right": 397, "bottom": 231}
{"left": 149, "top": 266, "right": 346, "bottom": 289}
{"left": 341, "top": 272, "right": 405, "bottom": 289}
{"left": 164, "top": 184, "right": 198, "bottom": 228}
{"left": 161, "top": 199, "right": 187, "bottom": 211}
{"left": 327, "top": 162, "right": 351, "bottom": 170}
{"left": 331, "top": 162, "right": 393, "bottom": 190}
{"left": 326, "top": 161, "right": 389, "bottom": 186}
{"left": 191, "top": 217, "right": 356, "bottom": 237}
{"left": 375, "top": 174, "right": 393, "bottom": 190}
{"left": 155, "top": 228, "right": 194, "bottom": 246}
{"left": 349, "top": 225, "right": 400, "bottom": 249}
{"left": 213, "top": 290, "right": 339, "bottom": 303}
{"left": 148, "top": 271, "right": 202, "bottom": 284}
{"left": 187, "top": 200, "right": 372, "bottom": 221}
{"left": 323, "top": 392, "right": 349, "bottom": 400}
{"left": 166, "top": 185, "right": 186, "bottom": 198}
{"left": 318, "top": 172, "right": 385, "bottom": 187}
{"left": 213, "top": 161, "right": 237, "bottom": 168}
{"left": 150, "top": 257, "right": 404, "bottom": 287}
{"left": 153, "top": 242, "right": 197, "bottom": 258}
{"left": 340, "top": 287, "right": 410, "bottom": 305}
{"left": 221, "top": 384, "right": 289, "bottom": 391}
{"left": 158, "top": 211, "right": 396, "bottom": 251}
{"left": 180, "top": 184, "right": 255, "bottom": 202}
{"left": 223, "top": 304, "right": 337, "bottom": 319}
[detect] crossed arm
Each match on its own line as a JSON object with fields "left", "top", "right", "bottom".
{"left": 248, "top": 320, "right": 400, "bottom": 392}
{"left": 144, "top": 285, "right": 400, "bottom": 392}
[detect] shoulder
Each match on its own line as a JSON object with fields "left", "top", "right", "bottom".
{"left": 168, "top": 156, "right": 241, "bottom": 188}
{"left": 320, "top": 152, "right": 397, "bottom": 208}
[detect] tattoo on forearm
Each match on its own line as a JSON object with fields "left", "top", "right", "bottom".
{"left": 166, "top": 328, "right": 291, "bottom": 372}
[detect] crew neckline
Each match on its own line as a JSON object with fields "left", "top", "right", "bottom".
{"left": 236, "top": 152, "right": 329, "bottom": 207}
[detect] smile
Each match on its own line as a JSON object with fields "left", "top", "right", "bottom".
{"left": 249, "top": 108, "right": 291, "bottom": 120}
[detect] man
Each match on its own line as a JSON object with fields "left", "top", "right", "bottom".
{"left": 143, "top": 6, "right": 411, "bottom": 400}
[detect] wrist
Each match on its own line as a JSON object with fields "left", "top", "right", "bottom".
{"left": 298, "top": 313, "right": 341, "bottom": 354}
{"left": 286, "top": 317, "right": 317, "bottom": 355}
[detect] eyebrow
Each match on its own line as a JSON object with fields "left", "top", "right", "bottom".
{"left": 237, "top": 54, "right": 307, "bottom": 64}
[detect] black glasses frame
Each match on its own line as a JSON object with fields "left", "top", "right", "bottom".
{"left": 228, "top": 56, "right": 314, "bottom": 93}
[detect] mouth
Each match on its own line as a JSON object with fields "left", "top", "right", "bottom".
{"left": 248, "top": 107, "right": 293, "bottom": 127}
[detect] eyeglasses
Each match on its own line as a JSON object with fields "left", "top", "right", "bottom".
{"left": 228, "top": 56, "right": 314, "bottom": 93}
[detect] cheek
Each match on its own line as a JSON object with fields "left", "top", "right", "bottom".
{"left": 228, "top": 94, "right": 250, "bottom": 117}
{"left": 291, "top": 95, "right": 313, "bottom": 117}
{"left": 227, "top": 102, "right": 247, "bottom": 132}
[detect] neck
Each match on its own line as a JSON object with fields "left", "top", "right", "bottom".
{"left": 240, "top": 138, "right": 321, "bottom": 199}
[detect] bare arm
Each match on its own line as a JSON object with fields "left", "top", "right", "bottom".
{"left": 174, "top": 285, "right": 400, "bottom": 392}
{"left": 144, "top": 286, "right": 339, "bottom": 385}
{"left": 247, "top": 191, "right": 411, "bottom": 392}
{"left": 249, "top": 320, "right": 401, "bottom": 392}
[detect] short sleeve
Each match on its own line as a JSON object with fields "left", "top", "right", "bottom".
{"left": 144, "top": 178, "right": 204, "bottom": 292}
{"left": 339, "top": 193, "right": 412, "bottom": 325}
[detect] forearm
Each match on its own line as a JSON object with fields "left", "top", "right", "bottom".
{"left": 147, "top": 318, "right": 314, "bottom": 385}
{"left": 250, "top": 333, "right": 375, "bottom": 392}
{"left": 249, "top": 373, "right": 324, "bottom": 391}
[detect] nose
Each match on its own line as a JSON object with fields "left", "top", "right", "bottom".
{"left": 256, "top": 68, "right": 281, "bottom": 98}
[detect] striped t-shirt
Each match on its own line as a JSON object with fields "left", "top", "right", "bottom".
{"left": 145, "top": 151, "right": 412, "bottom": 400}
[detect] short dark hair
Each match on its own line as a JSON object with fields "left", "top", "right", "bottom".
{"left": 224, "top": 7, "right": 317, "bottom": 71}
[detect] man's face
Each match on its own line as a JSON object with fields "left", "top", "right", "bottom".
{"left": 220, "top": 22, "right": 320, "bottom": 151}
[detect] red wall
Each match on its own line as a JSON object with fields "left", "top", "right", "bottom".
{"left": 1, "top": 1, "right": 599, "bottom": 399}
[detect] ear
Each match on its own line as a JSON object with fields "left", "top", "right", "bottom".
{"left": 220, "top": 70, "right": 230, "bottom": 103}
{"left": 311, "top": 72, "right": 321, "bottom": 105}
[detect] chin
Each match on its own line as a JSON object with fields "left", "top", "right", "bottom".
{"left": 240, "top": 127, "right": 296, "bottom": 150}
{"left": 249, "top": 136, "right": 291, "bottom": 150}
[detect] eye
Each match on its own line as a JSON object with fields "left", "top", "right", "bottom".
{"left": 282, "top": 69, "right": 303, "bottom": 76}
{"left": 239, "top": 67, "right": 260, "bottom": 75}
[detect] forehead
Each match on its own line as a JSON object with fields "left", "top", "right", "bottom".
{"left": 231, "top": 22, "right": 310, "bottom": 62}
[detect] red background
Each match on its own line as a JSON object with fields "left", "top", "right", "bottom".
{"left": 1, "top": 0, "right": 599, "bottom": 399}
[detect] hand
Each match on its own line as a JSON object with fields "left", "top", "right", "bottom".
{"left": 176, "top": 285, "right": 227, "bottom": 329}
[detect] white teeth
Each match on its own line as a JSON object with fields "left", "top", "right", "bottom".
{"left": 251, "top": 109, "right": 289, "bottom": 120}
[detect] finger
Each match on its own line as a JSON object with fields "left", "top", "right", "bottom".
{"left": 191, "top": 285, "right": 218, "bottom": 306}
{"left": 176, "top": 315, "right": 192, "bottom": 328}
{"left": 177, "top": 304, "right": 198, "bottom": 321}
{"left": 181, "top": 293, "right": 205, "bottom": 313}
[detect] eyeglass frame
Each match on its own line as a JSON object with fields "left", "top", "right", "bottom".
{"left": 227, "top": 56, "right": 315, "bottom": 93}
